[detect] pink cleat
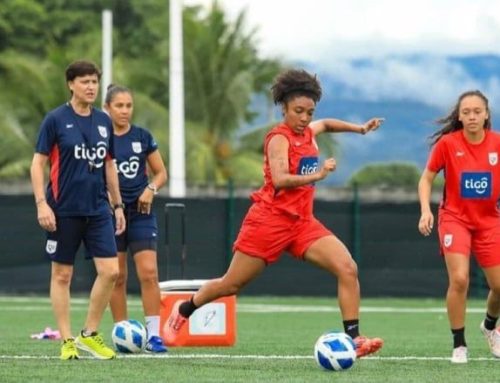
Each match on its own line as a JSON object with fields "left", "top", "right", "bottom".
{"left": 164, "top": 300, "right": 188, "bottom": 344}
{"left": 353, "top": 336, "right": 384, "bottom": 358}
{"left": 480, "top": 321, "right": 500, "bottom": 358}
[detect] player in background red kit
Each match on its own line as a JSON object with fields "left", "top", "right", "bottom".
{"left": 418, "top": 90, "right": 500, "bottom": 364}
{"left": 165, "top": 69, "right": 384, "bottom": 357}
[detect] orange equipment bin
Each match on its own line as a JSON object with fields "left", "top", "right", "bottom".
{"left": 159, "top": 279, "right": 236, "bottom": 347}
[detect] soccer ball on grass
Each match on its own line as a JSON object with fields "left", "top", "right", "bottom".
{"left": 111, "top": 319, "right": 147, "bottom": 353}
{"left": 313, "top": 331, "right": 356, "bottom": 371}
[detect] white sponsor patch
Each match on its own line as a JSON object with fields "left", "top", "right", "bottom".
{"left": 46, "top": 240, "right": 57, "bottom": 254}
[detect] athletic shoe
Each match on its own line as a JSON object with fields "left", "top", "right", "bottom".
{"left": 60, "top": 338, "right": 79, "bottom": 360}
{"left": 75, "top": 332, "right": 116, "bottom": 360}
{"left": 145, "top": 335, "right": 168, "bottom": 353}
{"left": 353, "top": 335, "right": 384, "bottom": 357}
{"left": 451, "top": 346, "right": 468, "bottom": 363}
{"left": 480, "top": 321, "right": 500, "bottom": 358}
{"left": 165, "top": 301, "right": 188, "bottom": 344}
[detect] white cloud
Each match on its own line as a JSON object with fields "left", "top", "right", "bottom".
{"left": 185, "top": 0, "right": 500, "bottom": 60}
{"left": 317, "top": 56, "right": 500, "bottom": 108}
{"left": 183, "top": 0, "right": 500, "bottom": 108}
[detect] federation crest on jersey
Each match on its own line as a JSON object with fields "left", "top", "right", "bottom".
{"left": 132, "top": 142, "right": 142, "bottom": 153}
{"left": 98, "top": 125, "right": 108, "bottom": 138}
{"left": 46, "top": 240, "right": 57, "bottom": 254}
{"left": 443, "top": 234, "right": 453, "bottom": 248}
{"left": 489, "top": 152, "right": 498, "bottom": 166}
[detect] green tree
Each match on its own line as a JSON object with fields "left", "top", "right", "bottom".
{"left": 0, "top": 0, "right": 289, "bottom": 186}
{"left": 0, "top": 51, "right": 66, "bottom": 177}
{"left": 348, "top": 162, "right": 422, "bottom": 188}
{"left": 182, "top": 2, "right": 282, "bottom": 185}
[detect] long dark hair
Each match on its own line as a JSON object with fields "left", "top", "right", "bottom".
{"left": 430, "top": 90, "right": 491, "bottom": 146}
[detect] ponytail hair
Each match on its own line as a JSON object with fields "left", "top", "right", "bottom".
{"left": 105, "top": 84, "right": 131, "bottom": 104}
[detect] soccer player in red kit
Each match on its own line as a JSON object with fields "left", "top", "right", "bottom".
{"left": 418, "top": 90, "right": 500, "bottom": 363}
{"left": 165, "top": 69, "right": 384, "bottom": 357}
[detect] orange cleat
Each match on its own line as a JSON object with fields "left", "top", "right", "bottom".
{"left": 353, "top": 336, "right": 384, "bottom": 358}
{"left": 164, "top": 300, "right": 188, "bottom": 344}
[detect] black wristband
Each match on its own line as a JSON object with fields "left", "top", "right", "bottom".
{"left": 113, "top": 203, "right": 125, "bottom": 210}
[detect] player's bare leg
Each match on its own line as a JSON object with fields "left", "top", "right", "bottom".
{"left": 51, "top": 262, "right": 79, "bottom": 359}
{"left": 480, "top": 265, "right": 500, "bottom": 358}
{"left": 84, "top": 257, "right": 119, "bottom": 332}
{"left": 304, "top": 235, "right": 383, "bottom": 357}
{"left": 50, "top": 262, "right": 74, "bottom": 340}
{"left": 165, "top": 251, "right": 265, "bottom": 342}
{"left": 109, "top": 251, "right": 129, "bottom": 322}
{"left": 444, "top": 252, "right": 469, "bottom": 363}
{"left": 134, "top": 249, "right": 167, "bottom": 352}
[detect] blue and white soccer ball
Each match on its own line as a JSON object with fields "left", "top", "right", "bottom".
{"left": 314, "top": 331, "right": 357, "bottom": 371}
{"left": 111, "top": 319, "right": 147, "bottom": 353}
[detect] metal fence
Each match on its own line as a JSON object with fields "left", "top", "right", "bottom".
{"left": 0, "top": 193, "right": 488, "bottom": 297}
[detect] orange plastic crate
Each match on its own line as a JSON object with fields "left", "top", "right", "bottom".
{"left": 159, "top": 281, "right": 236, "bottom": 347}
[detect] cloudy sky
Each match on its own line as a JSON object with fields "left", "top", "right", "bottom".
{"left": 184, "top": 0, "right": 500, "bottom": 108}
{"left": 185, "top": 0, "right": 500, "bottom": 59}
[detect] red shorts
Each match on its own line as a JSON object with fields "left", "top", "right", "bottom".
{"left": 233, "top": 203, "right": 332, "bottom": 264}
{"left": 438, "top": 214, "right": 500, "bottom": 268}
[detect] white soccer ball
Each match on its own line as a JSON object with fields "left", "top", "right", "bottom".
{"left": 314, "top": 331, "right": 357, "bottom": 371}
{"left": 111, "top": 319, "right": 147, "bottom": 353}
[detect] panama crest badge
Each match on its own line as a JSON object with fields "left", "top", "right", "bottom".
{"left": 489, "top": 152, "right": 498, "bottom": 166}
{"left": 443, "top": 234, "right": 453, "bottom": 248}
{"left": 46, "top": 240, "right": 57, "bottom": 254}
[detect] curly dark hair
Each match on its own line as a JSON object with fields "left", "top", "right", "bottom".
{"left": 430, "top": 90, "right": 491, "bottom": 146}
{"left": 271, "top": 69, "right": 322, "bottom": 105}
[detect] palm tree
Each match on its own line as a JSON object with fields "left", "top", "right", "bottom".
{"left": 182, "top": 2, "right": 282, "bottom": 186}
{"left": 0, "top": 52, "right": 65, "bottom": 178}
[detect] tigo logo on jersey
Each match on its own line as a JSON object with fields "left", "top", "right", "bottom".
{"left": 297, "top": 156, "right": 318, "bottom": 175}
{"left": 460, "top": 172, "right": 491, "bottom": 198}
{"left": 74, "top": 141, "right": 108, "bottom": 169}
{"left": 116, "top": 156, "right": 140, "bottom": 179}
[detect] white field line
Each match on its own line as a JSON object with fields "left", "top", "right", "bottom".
{"left": 0, "top": 297, "right": 486, "bottom": 314}
{"left": 0, "top": 353, "right": 498, "bottom": 361}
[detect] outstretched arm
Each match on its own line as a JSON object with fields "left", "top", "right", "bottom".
{"left": 310, "top": 117, "right": 384, "bottom": 136}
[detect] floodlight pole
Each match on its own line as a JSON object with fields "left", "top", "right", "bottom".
{"left": 169, "top": 0, "right": 186, "bottom": 197}
{"left": 101, "top": 10, "right": 113, "bottom": 107}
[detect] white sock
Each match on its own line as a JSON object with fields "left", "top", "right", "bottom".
{"left": 145, "top": 315, "right": 160, "bottom": 338}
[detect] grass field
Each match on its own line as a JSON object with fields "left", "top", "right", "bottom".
{"left": 0, "top": 295, "right": 498, "bottom": 382}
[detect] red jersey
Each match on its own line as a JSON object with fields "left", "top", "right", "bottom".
{"left": 427, "top": 129, "right": 500, "bottom": 229}
{"left": 250, "top": 124, "right": 319, "bottom": 219}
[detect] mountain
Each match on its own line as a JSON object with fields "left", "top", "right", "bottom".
{"left": 243, "top": 54, "right": 500, "bottom": 186}
{"left": 314, "top": 99, "right": 440, "bottom": 185}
